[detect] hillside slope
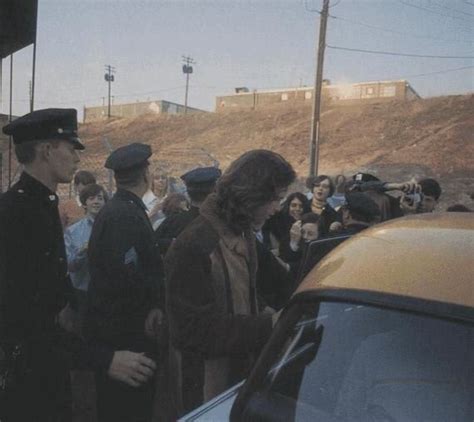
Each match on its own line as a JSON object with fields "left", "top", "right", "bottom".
{"left": 80, "top": 94, "right": 474, "bottom": 208}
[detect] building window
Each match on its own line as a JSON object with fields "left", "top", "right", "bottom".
{"left": 305, "top": 91, "right": 312, "bottom": 100}
{"left": 381, "top": 86, "right": 396, "bottom": 97}
{"left": 366, "top": 87, "right": 374, "bottom": 95}
{"left": 281, "top": 93, "right": 289, "bottom": 101}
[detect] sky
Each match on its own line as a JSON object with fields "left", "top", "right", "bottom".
{"left": 1, "top": 0, "right": 473, "bottom": 119}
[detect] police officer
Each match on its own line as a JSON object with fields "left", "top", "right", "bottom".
{"left": 0, "top": 109, "right": 157, "bottom": 421}
{"left": 86, "top": 143, "right": 164, "bottom": 422}
{"left": 154, "top": 166, "right": 221, "bottom": 256}
{"left": 340, "top": 192, "right": 381, "bottom": 234}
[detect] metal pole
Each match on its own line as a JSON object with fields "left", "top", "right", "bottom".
{"left": 309, "top": 0, "right": 330, "bottom": 177}
{"left": 107, "top": 66, "right": 111, "bottom": 118}
{"left": 31, "top": 41, "right": 37, "bottom": 112}
{"left": 8, "top": 54, "right": 13, "bottom": 188}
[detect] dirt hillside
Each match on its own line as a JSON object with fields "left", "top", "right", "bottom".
{"left": 79, "top": 94, "right": 474, "bottom": 209}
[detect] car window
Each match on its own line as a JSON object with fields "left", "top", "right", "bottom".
{"left": 239, "top": 302, "right": 473, "bottom": 422}
{"left": 296, "top": 235, "right": 351, "bottom": 283}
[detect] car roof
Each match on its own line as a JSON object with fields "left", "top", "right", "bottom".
{"left": 296, "top": 213, "right": 474, "bottom": 309}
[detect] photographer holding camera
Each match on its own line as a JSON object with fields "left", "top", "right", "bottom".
{"left": 399, "top": 178, "right": 442, "bottom": 215}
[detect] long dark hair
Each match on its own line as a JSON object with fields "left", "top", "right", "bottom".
{"left": 281, "top": 192, "right": 311, "bottom": 218}
{"left": 216, "top": 150, "right": 296, "bottom": 232}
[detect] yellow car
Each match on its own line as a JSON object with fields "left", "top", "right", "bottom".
{"left": 229, "top": 213, "right": 473, "bottom": 422}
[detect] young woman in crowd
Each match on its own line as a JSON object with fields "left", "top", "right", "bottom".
{"left": 306, "top": 175, "right": 341, "bottom": 236}
{"left": 263, "top": 191, "right": 311, "bottom": 256}
{"left": 280, "top": 212, "right": 321, "bottom": 272}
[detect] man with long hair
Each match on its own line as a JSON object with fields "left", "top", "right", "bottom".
{"left": 165, "top": 150, "right": 296, "bottom": 415}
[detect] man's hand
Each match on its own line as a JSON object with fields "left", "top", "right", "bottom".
{"left": 78, "top": 242, "right": 88, "bottom": 255}
{"left": 399, "top": 193, "right": 418, "bottom": 214}
{"left": 57, "top": 303, "right": 80, "bottom": 335}
{"left": 329, "top": 221, "right": 343, "bottom": 233}
{"left": 289, "top": 221, "right": 302, "bottom": 244}
{"left": 144, "top": 308, "right": 163, "bottom": 340}
{"left": 385, "top": 180, "right": 419, "bottom": 194}
{"left": 108, "top": 351, "right": 156, "bottom": 388}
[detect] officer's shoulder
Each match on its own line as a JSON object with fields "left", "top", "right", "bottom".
{"left": 0, "top": 185, "right": 32, "bottom": 208}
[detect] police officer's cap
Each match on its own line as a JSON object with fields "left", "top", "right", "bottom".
{"left": 180, "top": 167, "right": 221, "bottom": 191}
{"left": 352, "top": 172, "right": 380, "bottom": 182}
{"left": 105, "top": 142, "right": 152, "bottom": 172}
{"left": 346, "top": 192, "right": 380, "bottom": 219}
{"left": 2, "top": 108, "right": 84, "bottom": 150}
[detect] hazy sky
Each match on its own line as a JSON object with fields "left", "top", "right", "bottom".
{"left": 1, "top": 0, "right": 473, "bottom": 119}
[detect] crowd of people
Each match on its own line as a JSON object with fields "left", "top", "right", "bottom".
{"left": 0, "top": 107, "right": 471, "bottom": 422}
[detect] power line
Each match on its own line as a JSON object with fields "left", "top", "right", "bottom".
{"left": 326, "top": 44, "right": 474, "bottom": 59}
{"left": 429, "top": 0, "right": 474, "bottom": 17}
{"left": 401, "top": 64, "right": 474, "bottom": 78}
{"left": 397, "top": 0, "right": 473, "bottom": 24}
{"left": 10, "top": 86, "right": 186, "bottom": 106}
{"left": 328, "top": 13, "right": 472, "bottom": 44}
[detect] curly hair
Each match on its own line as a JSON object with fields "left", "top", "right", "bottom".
{"left": 216, "top": 150, "right": 296, "bottom": 232}
{"left": 281, "top": 192, "right": 311, "bottom": 217}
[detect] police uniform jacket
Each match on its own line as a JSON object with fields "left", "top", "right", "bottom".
{"left": 0, "top": 172, "right": 113, "bottom": 419}
{"left": 0, "top": 172, "right": 112, "bottom": 368}
{"left": 86, "top": 188, "right": 164, "bottom": 351}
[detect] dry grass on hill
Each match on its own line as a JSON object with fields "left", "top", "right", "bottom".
{"left": 79, "top": 94, "right": 474, "bottom": 209}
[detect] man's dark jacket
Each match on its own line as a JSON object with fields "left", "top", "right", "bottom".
{"left": 0, "top": 172, "right": 112, "bottom": 420}
{"left": 86, "top": 188, "right": 163, "bottom": 351}
{"left": 154, "top": 205, "right": 200, "bottom": 256}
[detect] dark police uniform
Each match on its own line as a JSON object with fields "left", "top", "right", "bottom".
{"left": 340, "top": 192, "right": 381, "bottom": 235}
{"left": 154, "top": 166, "right": 221, "bottom": 256}
{"left": 86, "top": 143, "right": 164, "bottom": 422}
{"left": 0, "top": 109, "right": 112, "bottom": 421}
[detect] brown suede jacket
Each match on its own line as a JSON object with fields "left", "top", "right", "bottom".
{"left": 165, "top": 194, "right": 273, "bottom": 412}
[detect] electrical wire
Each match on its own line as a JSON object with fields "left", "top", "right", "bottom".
{"left": 401, "top": 64, "right": 474, "bottom": 78}
{"left": 326, "top": 44, "right": 474, "bottom": 59}
{"left": 328, "top": 13, "right": 472, "bottom": 44}
{"left": 329, "top": 0, "right": 342, "bottom": 8}
{"left": 397, "top": 0, "right": 473, "bottom": 24}
{"left": 429, "top": 0, "right": 474, "bottom": 17}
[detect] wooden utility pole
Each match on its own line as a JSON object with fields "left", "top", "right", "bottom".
{"left": 182, "top": 55, "right": 195, "bottom": 114}
{"left": 104, "top": 65, "right": 116, "bottom": 118}
{"left": 309, "top": 0, "right": 330, "bottom": 176}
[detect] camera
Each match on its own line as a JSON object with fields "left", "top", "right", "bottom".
{"left": 403, "top": 193, "right": 423, "bottom": 207}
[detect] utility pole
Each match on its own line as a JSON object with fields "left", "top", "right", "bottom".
{"left": 182, "top": 55, "right": 195, "bottom": 114}
{"left": 309, "top": 0, "right": 329, "bottom": 177}
{"left": 29, "top": 80, "right": 33, "bottom": 112}
{"left": 104, "top": 65, "right": 116, "bottom": 118}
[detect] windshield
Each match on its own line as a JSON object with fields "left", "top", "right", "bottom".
{"left": 240, "top": 301, "right": 473, "bottom": 422}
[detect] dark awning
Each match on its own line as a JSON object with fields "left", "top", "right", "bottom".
{"left": 0, "top": 0, "right": 38, "bottom": 59}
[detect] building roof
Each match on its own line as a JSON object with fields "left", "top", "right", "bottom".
{"left": 0, "top": 0, "right": 37, "bottom": 59}
{"left": 217, "top": 80, "right": 418, "bottom": 97}
{"left": 297, "top": 213, "right": 474, "bottom": 309}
